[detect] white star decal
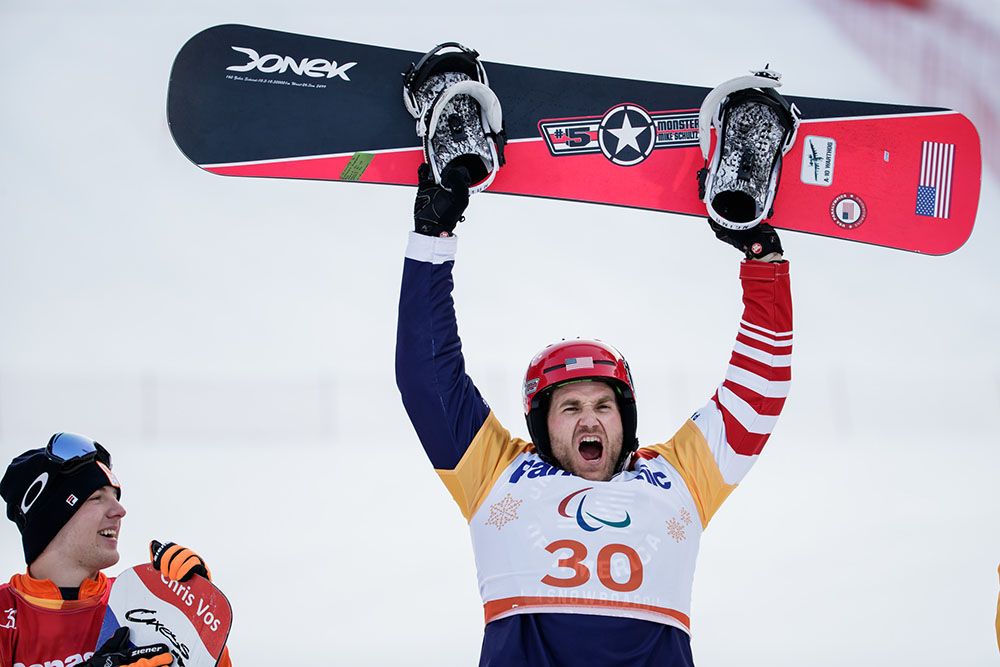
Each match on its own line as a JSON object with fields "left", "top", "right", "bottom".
{"left": 607, "top": 112, "right": 647, "bottom": 155}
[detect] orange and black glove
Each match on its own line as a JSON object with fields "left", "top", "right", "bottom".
{"left": 83, "top": 627, "right": 173, "bottom": 667}
{"left": 150, "top": 540, "right": 212, "bottom": 582}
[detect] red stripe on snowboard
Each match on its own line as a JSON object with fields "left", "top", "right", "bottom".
{"left": 204, "top": 111, "right": 979, "bottom": 255}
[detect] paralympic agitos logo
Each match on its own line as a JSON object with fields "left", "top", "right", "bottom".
{"left": 226, "top": 46, "right": 357, "bottom": 80}
{"left": 558, "top": 487, "right": 631, "bottom": 532}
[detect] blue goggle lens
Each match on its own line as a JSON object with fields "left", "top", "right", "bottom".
{"left": 47, "top": 432, "right": 99, "bottom": 462}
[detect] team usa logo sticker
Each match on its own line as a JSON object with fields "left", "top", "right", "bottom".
{"left": 830, "top": 193, "right": 867, "bottom": 229}
{"left": 539, "top": 104, "right": 700, "bottom": 166}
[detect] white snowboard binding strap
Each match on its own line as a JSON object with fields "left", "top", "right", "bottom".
{"left": 403, "top": 42, "right": 506, "bottom": 194}
{"left": 697, "top": 69, "right": 801, "bottom": 230}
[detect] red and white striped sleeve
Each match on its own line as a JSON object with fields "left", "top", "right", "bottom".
{"left": 691, "top": 259, "right": 792, "bottom": 486}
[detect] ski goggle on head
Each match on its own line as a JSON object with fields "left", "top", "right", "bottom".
{"left": 45, "top": 432, "right": 111, "bottom": 473}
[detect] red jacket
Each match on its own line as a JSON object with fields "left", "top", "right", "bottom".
{"left": 0, "top": 572, "right": 232, "bottom": 667}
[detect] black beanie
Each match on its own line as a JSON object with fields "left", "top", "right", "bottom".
{"left": 1, "top": 438, "right": 121, "bottom": 565}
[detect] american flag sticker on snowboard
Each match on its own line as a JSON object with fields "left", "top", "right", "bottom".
{"left": 915, "top": 141, "right": 955, "bottom": 219}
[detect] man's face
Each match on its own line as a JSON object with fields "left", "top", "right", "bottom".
{"left": 546, "top": 381, "right": 624, "bottom": 482}
{"left": 43, "top": 485, "right": 125, "bottom": 574}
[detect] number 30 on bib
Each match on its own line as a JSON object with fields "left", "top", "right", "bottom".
{"left": 542, "top": 540, "right": 643, "bottom": 593}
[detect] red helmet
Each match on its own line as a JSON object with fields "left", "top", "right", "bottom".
{"left": 522, "top": 339, "right": 638, "bottom": 469}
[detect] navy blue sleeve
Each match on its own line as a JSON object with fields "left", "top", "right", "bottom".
{"left": 395, "top": 233, "right": 492, "bottom": 470}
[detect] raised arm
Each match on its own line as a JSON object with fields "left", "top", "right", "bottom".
{"left": 647, "top": 223, "right": 792, "bottom": 527}
{"left": 396, "top": 163, "right": 490, "bottom": 466}
{"left": 396, "top": 165, "right": 528, "bottom": 518}
{"left": 695, "top": 255, "right": 791, "bottom": 465}
{"left": 396, "top": 230, "right": 491, "bottom": 468}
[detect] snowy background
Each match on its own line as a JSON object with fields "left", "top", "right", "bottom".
{"left": 1, "top": 1, "right": 998, "bottom": 665}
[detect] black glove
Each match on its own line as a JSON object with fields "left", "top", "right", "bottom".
{"left": 83, "top": 627, "right": 173, "bottom": 667}
{"left": 150, "top": 540, "right": 211, "bottom": 582}
{"left": 413, "top": 163, "right": 471, "bottom": 237}
{"left": 708, "top": 219, "right": 784, "bottom": 260}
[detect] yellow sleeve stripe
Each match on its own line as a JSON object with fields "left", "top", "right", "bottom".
{"left": 435, "top": 411, "right": 531, "bottom": 521}
{"left": 645, "top": 420, "right": 737, "bottom": 529}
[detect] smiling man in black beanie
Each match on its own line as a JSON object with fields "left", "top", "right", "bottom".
{"left": 0, "top": 432, "right": 230, "bottom": 667}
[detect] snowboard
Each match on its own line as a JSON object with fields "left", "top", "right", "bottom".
{"left": 167, "top": 24, "right": 982, "bottom": 255}
{"left": 98, "top": 564, "right": 232, "bottom": 667}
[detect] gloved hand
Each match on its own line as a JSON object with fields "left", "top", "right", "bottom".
{"left": 708, "top": 219, "right": 784, "bottom": 261}
{"left": 413, "top": 162, "right": 471, "bottom": 237}
{"left": 150, "top": 540, "right": 211, "bottom": 582}
{"left": 83, "top": 627, "right": 173, "bottom": 667}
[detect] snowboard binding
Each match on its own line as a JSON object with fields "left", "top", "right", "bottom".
{"left": 697, "top": 69, "right": 801, "bottom": 230}
{"left": 403, "top": 42, "right": 506, "bottom": 195}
